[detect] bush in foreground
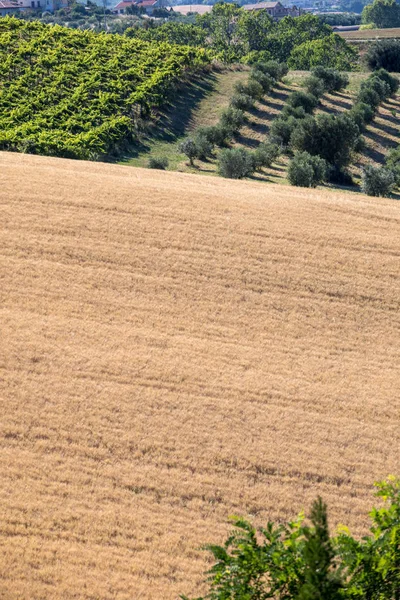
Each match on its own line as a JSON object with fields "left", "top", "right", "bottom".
{"left": 217, "top": 148, "right": 254, "bottom": 179}
{"left": 181, "top": 477, "right": 400, "bottom": 600}
{"left": 361, "top": 165, "right": 395, "bottom": 197}
{"left": 288, "top": 151, "right": 327, "bottom": 187}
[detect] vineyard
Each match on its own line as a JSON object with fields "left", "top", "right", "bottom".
{"left": 0, "top": 18, "right": 209, "bottom": 160}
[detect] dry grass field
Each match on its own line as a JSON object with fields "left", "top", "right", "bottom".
{"left": 339, "top": 27, "right": 400, "bottom": 40}
{"left": 1, "top": 151, "right": 400, "bottom": 600}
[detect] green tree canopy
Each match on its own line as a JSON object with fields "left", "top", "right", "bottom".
{"left": 288, "top": 34, "right": 358, "bottom": 70}
{"left": 362, "top": 0, "right": 400, "bottom": 28}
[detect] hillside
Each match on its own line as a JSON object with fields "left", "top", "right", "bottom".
{"left": 0, "top": 18, "right": 209, "bottom": 160}
{"left": 124, "top": 70, "right": 400, "bottom": 187}
{"left": 1, "top": 151, "right": 400, "bottom": 600}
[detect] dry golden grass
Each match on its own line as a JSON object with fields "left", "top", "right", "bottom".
{"left": 1, "top": 151, "right": 399, "bottom": 599}
{"left": 339, "top": 27, "right": 400, "bottom": 40}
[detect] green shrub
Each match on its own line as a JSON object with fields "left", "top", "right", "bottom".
{"left": 230, "top": 93, "right": 255, "bottom": 111}
{"left": 287, "top": 91, "right": 318, "bottom": 114}
{"left": 234, "top": 80, "right": 264, "bottom": 100}
{"left": 249, "top": 69, "right": 275, "bottom": 93}
{"left": 218, "top": 147, "right": 254, "bottom": 179}
{"left": 252, "top": 142, "right": 280, "bottom": 171}
{"left": 270, "top": 116, "right": 300, "bottom": 147}
{"left": 209, "top": 124, "right": 232, "bottom": 147}
{"left": 181, "top": 477, "right": 400, "bottom": 600}
{"left": 194, "top": 126, "right": 216, "bottom": 143}
{"left": 290, "top": 113, "right": 360, "bottom": 169}
{"left": 311, "top": 66, "right": 349, "bottom": 92}
{"left": 288, "top": 151, "right": 327, "bottom": 187}
{"left": 253, "top": 60, "right": 287, "bottom": 80}
{"left": 193, "top": 133, "right": 214, "bottom": 160}
{"left": 386, "top": 146, "right": 400, "bottom": 184}
{"left": 362, "top": 76, "right": 391, "bottom": 101}
{"left": 354, "top": 135, "right": 366, "bottom": 153}
{"left": 349, "top": 102, "right": 375, "bottom": 130}
{"left": 331, "top": 71, "right": 349, "bottom": 92}
{"left": 361, "top": 165, "right": 395, "bottom": 196}
{"left": 281, "top": 105, "right": 307, "bottom": 120}
{"left": 220, "top": 107, "right": 246, "bottom": 133}
{"left": 365, "top": 39, "right": 400, "bottom": 71}
{"left": 304, "top": 75, "right": 325, "bottom": 98}
{"left": 373, "top": 68, "right": 399, "bottom": 94}
{"left": 357, "top": 86, "right": 381, "bottom": 109}
{"left": 195, "top": 124, "right": 232, "bottom": 147}
{"left": 148, "top": 156, "right": 169, "bottom": 170}
{"left": 179, "top": 137, "right": 198, "bottom": 165}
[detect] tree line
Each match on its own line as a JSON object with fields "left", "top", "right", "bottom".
{"left": 126, "top": 8, "right": 357, "bottom": 70}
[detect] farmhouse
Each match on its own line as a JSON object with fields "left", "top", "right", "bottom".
{"left": 112, "top": 0, "right": 158, "bottom": 14}
{"left": 242, "top": 1, "right": 300, "bottom": 19}
{"left": 0, "top": 0, "right": 21, "bottom": 15}
{"left": 0, "top": 0, "right": 67, "bottom": 13}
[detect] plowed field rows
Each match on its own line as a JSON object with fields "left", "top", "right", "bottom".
{"left": 1, "top": 152, "right": 399, "bottom": 599}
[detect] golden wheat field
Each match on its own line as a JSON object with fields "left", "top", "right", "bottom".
{"left": 1, "top": 151, "right": 399, "bottom": 600}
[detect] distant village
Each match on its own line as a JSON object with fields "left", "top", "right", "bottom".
{"left": 1, "top": 0, "right": 329, "bottom": 20}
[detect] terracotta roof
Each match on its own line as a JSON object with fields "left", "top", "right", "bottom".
{"left": 113, "top": 0, "right": 134, "bottom": 8}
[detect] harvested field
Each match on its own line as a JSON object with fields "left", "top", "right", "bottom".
{"left": 339, "top": 27, "right": 400, "bottom": 40}
{"left": 1, "top": 151, "right": 399, "bottom": 600}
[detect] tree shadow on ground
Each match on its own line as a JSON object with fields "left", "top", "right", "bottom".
{"left": 326, "top": 94, "right": 353, "bottom": 111}
{"left": 235, "top": 134, "right": 261, "bottom": 148}
{"left": 269, "top": 88, "right": 291, "bottom": 103}
{"left": 364, "top": 127, "right": 399, "bottom": 149}
{"left": 118, "top": 72, "right": 218, "bottom": 160}
{"left": 372, "top": 119, "right": 399, "bottom": 138}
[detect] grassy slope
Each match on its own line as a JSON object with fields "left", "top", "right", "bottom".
{"left": 121, "top": 70, "right": 400, "bottom": 189}
{"left": 120, "top": 68, "right": 249, "bottom": 171}
{"left": 1, "top": 151, "right": 400, "bottom": 600}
